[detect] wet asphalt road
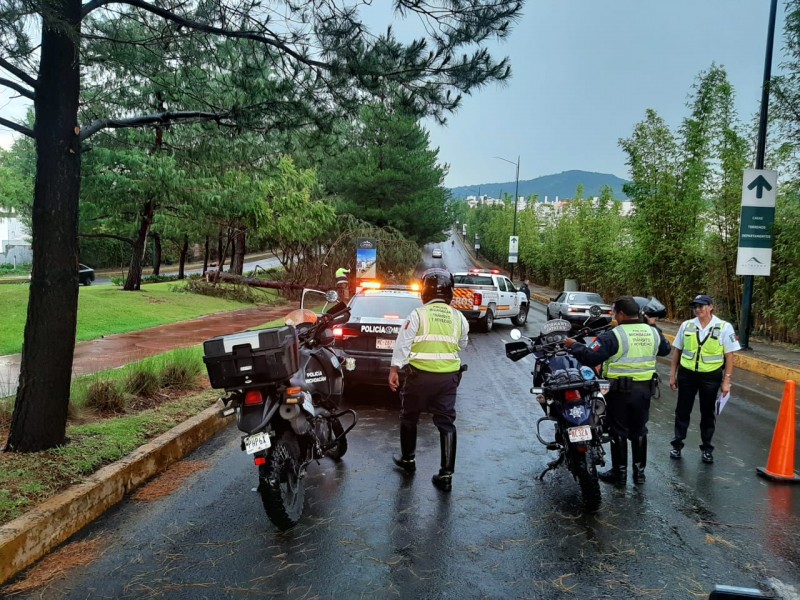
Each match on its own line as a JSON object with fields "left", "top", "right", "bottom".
{"left": 8, "top": 240, "right": 800, "bottom": 599}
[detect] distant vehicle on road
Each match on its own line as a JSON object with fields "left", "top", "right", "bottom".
{"left": 546, "top": 291, "right": 612, "bottom": 327}
{"left": 432, "top": 248, "right": 443, "bottom": 258}
{"left": 79, "top": 264, "right": 95, "bottom": 286}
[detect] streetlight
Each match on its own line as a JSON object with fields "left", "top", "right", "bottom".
{"left": 494, "top": 155, "right": 520, "bottom": 280}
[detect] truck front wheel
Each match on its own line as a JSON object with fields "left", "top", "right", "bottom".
{"left": 512, "top": 304, "right": 528, "bottom": 326}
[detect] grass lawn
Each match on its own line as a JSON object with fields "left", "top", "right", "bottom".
{"left": 0, "top": 281, "right": 280, "bottom": 355}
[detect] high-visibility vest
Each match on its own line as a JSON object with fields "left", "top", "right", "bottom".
{"left": 680, "top": 321, "right": 725, "bottom": 372}
{"left": 335, "top": 268, "right": 349, "bottom": 285}
{"left": 409, "top": 302, "right": 462, "bottom": 373}
{"left": 602, "top": 323, "right": 660, "bottom": 381}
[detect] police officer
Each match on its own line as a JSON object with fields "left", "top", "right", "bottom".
{"left": 388, "top": 268, "right": 469, "bottom": 492}
{"left": 668, "top": 294, "right": 740, "bottom": 464}
{"left": 565, "top": 295, "right": 671, "bottom": 485}
{"left": 335, "top": 266, "right": 351, "bottom": 301}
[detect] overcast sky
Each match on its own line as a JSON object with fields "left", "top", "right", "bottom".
{"left": 0, "top": 1, "right": 790, "bottom": 188}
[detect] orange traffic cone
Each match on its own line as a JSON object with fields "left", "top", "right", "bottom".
{"left": 757, "top": 379, "right": 800, "bottom": 483}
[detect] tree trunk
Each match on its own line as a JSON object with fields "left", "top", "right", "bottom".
{"left": 178, "top": 234, "right": 189, "bottom": 279}
{"left": 231, "top": 226, "right": 246, "bottom": 275}
{"left": 217, "top": 229, "right": 224, "bottom": 268}
{"left": 202, "top": 235, "right": 209, "bottom": 274}
{"left": 124, "top": 200, "right": 154, "bottom": 291}
{"left": 152, "top": 231, "right": 162, "bottom": 276}
{"left": 7, "top": 0, "right": 83, "bottom": 452}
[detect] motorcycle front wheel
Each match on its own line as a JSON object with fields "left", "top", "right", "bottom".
{"left": 259, "top": 432, "right": 305, "bottom": 530}
{"left": 574, "top": 452, "right": 602, "bottom": 512}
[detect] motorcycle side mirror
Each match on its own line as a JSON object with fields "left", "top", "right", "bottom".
{"left": 326, "top": 290, "right": 340, "bottom": 304}
{"left": 510, "top": 329, "right": 522, "bottom": 340}
{"left": 588, "top": 305, "right": 602, "bottom": 317}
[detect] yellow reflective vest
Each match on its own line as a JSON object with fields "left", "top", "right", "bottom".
{"left": 602, "top": 323, "right": 660, "bottom": 381}
{"left": 679, "top": 322, "right": 725, "bottom": 372}
{"left": 409, "top": 302, "right": 462, "bottom": 373}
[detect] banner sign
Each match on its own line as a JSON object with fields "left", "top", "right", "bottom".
{"left": 356, "top": 237, "right": 377, "bottom": 279}
{"left": 736, "top": 169, "right": 777, "bottom": 276}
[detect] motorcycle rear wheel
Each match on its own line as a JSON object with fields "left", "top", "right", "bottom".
{"left": 259, "top": 432, "right": 305, "bottom": 530}
{"left": 575, "top": 454, "right": 602, "bottom": 512}
{"left": 325, "top": 416, "right": 348, "bottom": 460}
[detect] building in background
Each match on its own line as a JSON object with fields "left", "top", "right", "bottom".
{"left": 0, "top": 206, "right": 32, "bottom": 265}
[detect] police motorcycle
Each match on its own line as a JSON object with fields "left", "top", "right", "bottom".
{"left": 505, "top": 306, "right": 613, "bottom": 512}
{"left": 202, "top": 289, "right": 358, "bottom": 530}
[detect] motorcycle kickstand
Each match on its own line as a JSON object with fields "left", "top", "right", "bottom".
{"left": 537, "top": 453, "right": 564, "bottom": 481}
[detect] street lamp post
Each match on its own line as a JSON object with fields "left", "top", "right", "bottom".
{"left": 494, "top": 155, "right": 520, "bottom": 280}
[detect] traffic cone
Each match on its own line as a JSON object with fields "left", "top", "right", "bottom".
{"left": 757, "top": 379, "right": 800, "bottom": 483}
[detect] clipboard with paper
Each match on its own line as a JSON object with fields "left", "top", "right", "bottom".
{"left": 715, "top": 389, "right": 730, "bottom": 415}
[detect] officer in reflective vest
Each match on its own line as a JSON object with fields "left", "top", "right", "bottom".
{"left": 389, "top": 268, "right": 469, "bottom": 492}
{"left": 668, "top": 294, "right": 740, "bottom": 464}
{"left": 566, "top": 295, "right": 671, "bottom": 485}
{"left": 335, "top": 267, "right": 351, "bottom": 300}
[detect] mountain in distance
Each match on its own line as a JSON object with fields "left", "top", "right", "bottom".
{"left": 448, "top": 170, "right": 629, "bottom": 201}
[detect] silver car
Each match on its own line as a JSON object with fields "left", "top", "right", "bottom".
{"left": 546, "top": 291, "right": 612, "bottom": 327}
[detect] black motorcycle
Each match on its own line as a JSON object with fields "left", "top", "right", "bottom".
{"left": 203, "top": 289, "right": 358, "bottom": 530}
{"left": 505, "top": 307, "right": 612, "bottom": 511}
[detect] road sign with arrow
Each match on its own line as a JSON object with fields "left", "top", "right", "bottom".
{"left": 736, "top": 169, "right": 777, "bottom": 276}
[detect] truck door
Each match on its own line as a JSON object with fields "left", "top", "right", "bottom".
{"left": 497, "top": 277, "right": 517, "bottom": 317}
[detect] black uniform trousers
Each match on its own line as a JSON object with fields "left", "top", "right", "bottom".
{"left": 399, "top": 368, "right": 461, "bottom": 433}
{"left": 672, "top": 365, "right": 723, "bottom": 452}
{"left": 605, "top": 379, "right": 653, "bottom": 439}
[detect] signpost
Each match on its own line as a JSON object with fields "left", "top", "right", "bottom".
{"left": 508, "top": 236, "right": 519, "bottom": 265}
{"left": 736, "top": 169, "right": 777, "bottom": 277}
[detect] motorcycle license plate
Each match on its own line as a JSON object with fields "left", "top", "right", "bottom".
{"left": 376, "top": 338, "right": 395, "bottom": 350}
{"left": 243, "top": 432, "right": 271, "bottom": 454}
{"left": 567, "top": 425, "right": 592, "bottom": 443}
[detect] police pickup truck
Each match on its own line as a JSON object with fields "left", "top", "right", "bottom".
{"left": 450, "top": 269, "right": 529, "bottom": 332}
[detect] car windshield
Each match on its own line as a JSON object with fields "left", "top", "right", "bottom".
{"left": 567, "top": 292, "right": 605, "bottom": 304}
{"left": 349, "top": 296, "right": 421, "bottom": 319}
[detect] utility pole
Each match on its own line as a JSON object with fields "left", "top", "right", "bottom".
{"left": 739, "top": 0, "right": 777, "bottom": 350}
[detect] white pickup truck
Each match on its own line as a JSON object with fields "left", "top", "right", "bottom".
{"left": 450, "top": 269, "right": 529, "bottom": 332}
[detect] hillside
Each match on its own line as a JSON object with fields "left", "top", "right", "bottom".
{"left": 448, "top": 170, "right": 629, "bottom": 200}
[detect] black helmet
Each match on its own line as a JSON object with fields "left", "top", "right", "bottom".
{"left": 420, "top": 268, "right": 455, "bottom": 304}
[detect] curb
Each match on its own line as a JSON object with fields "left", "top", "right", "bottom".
{"left": 0, "top": 404, "right": 233, "bottom": 586}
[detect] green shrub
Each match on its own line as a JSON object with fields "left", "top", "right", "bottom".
{"left": 160, "top": 351, "right": 201, "bottom": 390}
{"left": 123, "top": 368, "right": 161, "bottom": 397}
{"left": 85, "top": 379, "right": 127, "bottom": 413}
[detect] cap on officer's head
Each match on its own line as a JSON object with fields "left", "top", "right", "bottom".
{"left": 690, "top": 294, "right": 713, "bottom": 306}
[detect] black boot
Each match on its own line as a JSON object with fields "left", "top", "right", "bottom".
{"left": 432, "top": 430, "right": 457, "bottom": 492}
{"left": 598, "top": 435, "right": 628, "bottom": 485}
{"left": 393, "top": 422, "right": 417, "bottom": 473}
{"left": 631, "top": 435, "right": 647, "bottom": 484}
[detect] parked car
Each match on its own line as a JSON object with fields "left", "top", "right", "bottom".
{"left": 333, "top": 285, "right": 422, "bottom": 387}
{"left": 432, "top": 248, "right": 443, "bottom": 258}
{"left": 79, "top": 264, "right": 95, "bottom": 286}
{"left": 546, "top": 291, "right": 612, "bottom": 327}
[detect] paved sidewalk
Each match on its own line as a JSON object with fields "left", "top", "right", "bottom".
{"left": 0, "top": 303, "right": 296, "bottom": 395}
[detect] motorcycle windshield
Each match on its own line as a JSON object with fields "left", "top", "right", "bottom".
{"left": 540, "top": 319, "right": 572, "bottom": 335}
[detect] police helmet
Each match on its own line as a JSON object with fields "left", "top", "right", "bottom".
{"left": 420, "top": 268, "right": 455, "bottom": 304}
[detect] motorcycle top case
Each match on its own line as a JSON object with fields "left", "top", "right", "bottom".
{"left": 203, "top": 325, "right": 299, "bottom": 389}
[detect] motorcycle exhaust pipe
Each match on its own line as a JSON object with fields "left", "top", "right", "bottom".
{"left": 279, "top": 403, "right": 310, "bottom": 434}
